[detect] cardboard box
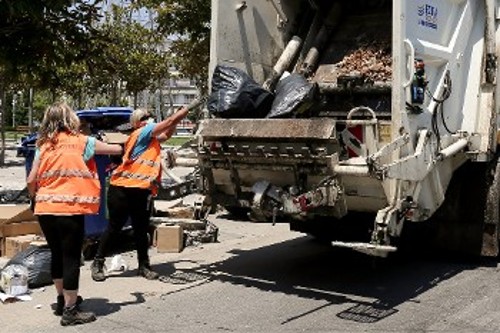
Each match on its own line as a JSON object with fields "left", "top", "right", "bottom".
{"left": 0, "top": 221, "right": 42, "bottom": 238}
{"left": 102, "top": 132, "right": 129, "bottom": 144}
{"left": 155, "top": 224, "right": 184, "bottom": 253}
{"left": 3, "top": 234, "right": 41, "bottom": 258}
{"left": 0, "top": 205, "right": 40, "bottom": 257}
{"left": 0, "top": 205, "right": 37, "bottom": 226}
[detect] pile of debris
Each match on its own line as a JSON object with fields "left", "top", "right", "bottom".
{"left": 336, "top": 41, "right": 392, "bottom": 84}
{"left": 0, "top": 189, "right": 30, "bottom": 204}
{"left": 152, "top": 197, "right": 218, "bottom": 252}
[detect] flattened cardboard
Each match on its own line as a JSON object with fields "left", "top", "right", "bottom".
{"left": 102, "top": 132, "right": 129, "bottom": 144}
{"left": 0, "top": 221, "right": 42, "bottom": 238}
{"left": 160, "top": 206, "right": 194, "bottom": 219}
{"left": 0, "top": 205, "right": 37, "bottom": 226}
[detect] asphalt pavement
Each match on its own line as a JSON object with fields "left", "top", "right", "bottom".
{"left": 1, "top": 197, "right": 500, "bottom": 332}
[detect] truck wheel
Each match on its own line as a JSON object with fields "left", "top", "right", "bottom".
{"left": 432, "top": 157, "right": 500, "bottom": 257}
{"left": 481, "top": 157, "right": 500, "bottom": 256}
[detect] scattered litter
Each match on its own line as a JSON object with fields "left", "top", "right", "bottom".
{"left": 0, "top": 188, "right": 30, "bottom": 204}
{"left": 0, "top": 292, "right": 32, "bottom": 303}
{"left": 184, "top": 220, "right": 219, "bottom": 247}
{"left": 109, "top": 255, "right": 128, "bottom": 272}
{"left": 0, "top": 264, "right": 29, "bottom": 297}
{"left": 158, "top": 271, "right": 208, "bottom": 285}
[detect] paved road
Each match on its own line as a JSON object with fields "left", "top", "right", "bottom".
{"left": 1, "top": 209, "right": 500, "bottom": 332}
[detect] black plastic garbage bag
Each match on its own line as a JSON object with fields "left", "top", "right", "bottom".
{"left": 207, "top": 65, "right": 274, "bottom": 118}
{"left": 6, "top": 245, "right": 52, "bottom": 288}
{"left": 266, "top": 73, "right": 318, "bottom": 118}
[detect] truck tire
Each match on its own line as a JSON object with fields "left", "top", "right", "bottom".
{"left": 432, "top": 157, "right": 500, "bottom": 257}
{"left": 481, "top": 157, "right": 500, "bottom": 256}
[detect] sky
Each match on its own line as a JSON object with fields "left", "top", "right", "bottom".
{"left": 101, "top": 0, "right": 153, "bottom": 25}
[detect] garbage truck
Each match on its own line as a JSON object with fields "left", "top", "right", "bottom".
{"left": 195, "top": 0, "right": 500, "bottom": 257}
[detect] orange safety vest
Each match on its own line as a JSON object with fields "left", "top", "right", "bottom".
{"left": 110, "top": 126, "right": 161, "bottom": 193}
{"left": 35, "top": 132, "right": 100, "bottom": 215}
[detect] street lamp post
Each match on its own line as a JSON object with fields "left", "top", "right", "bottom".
{"left": 12, "top": 93, "right": 16, "bottom": 129}
{"left": 12, "top": 91, "right": 24, "bottom": 140}
{"left": 28, "top": 88, "right": 33, "bottom": 132}
{"left": 12, "top": 93, "right": 17, "bottom": 141}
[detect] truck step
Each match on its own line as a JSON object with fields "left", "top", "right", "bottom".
{"left": 331, "top": 241, "right": 397, "bottom": 257}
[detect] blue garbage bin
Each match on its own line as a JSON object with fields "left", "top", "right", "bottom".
{"left": 76, "top": 107, "right": 132, "bottom": 238}
{"left": 22, "top": 107, "right": 132, "bottom": 238}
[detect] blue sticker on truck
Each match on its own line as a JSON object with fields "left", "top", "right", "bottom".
{"left": 418, "top": 4, "right": 438, "bottom": 30}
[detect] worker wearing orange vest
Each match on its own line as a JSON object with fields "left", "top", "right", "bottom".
{"left": 110, "top": 126, "right": 162, "bottom": 194}
{"left": 91, "top": 106, "right": 189, "bottom": 282}
{"left": 27, "top": 102, "right": 123, "bottom": 326}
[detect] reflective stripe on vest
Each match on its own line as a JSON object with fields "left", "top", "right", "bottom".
{"left": 36, "top": 194, "right": 100, "bottom": 204}
{"left": 112, "top": 170, "right": 157, "bottom": 182}
{"left": 136, "top": 158, "right": 161, "bottom": 168}
{"left": 38, "top": 169, "right": 98, "bottom": 179}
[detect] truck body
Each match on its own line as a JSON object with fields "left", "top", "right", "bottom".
{"left": 196, "top": 0, "right": 500, "bottom": 257}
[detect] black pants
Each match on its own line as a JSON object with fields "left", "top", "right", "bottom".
{"left": 95, "top": 185, "right": 152, "bottom": 266}
{"left": 38, "top": 215, "right": 85, "bottom": 291}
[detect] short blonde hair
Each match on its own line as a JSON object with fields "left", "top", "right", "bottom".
{"left": 37, "top": 102, "right": 80, "bottom": 147}
{"left": 130, "top": 108, "right": 152, "bottom": 129}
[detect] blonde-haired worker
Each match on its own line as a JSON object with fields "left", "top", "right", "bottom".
{"left": 27, "top": 102, "right": 123, "bottom": 326}
{"left": 91, "top": 106, "right": 188, "bottom": 281}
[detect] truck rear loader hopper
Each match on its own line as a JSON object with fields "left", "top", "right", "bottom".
{"left": 196, "top": 0, "right": 500, "bottom": 257}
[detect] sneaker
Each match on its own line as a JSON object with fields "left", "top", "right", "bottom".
{"left": 60, "top": 304, "right": 96, "bottom": 326}
{"left": 138, "top": 266, "right": 159, "bottom": 280}
{"left": 55, "top": 295, "right": 83, "bottom": 316}
{"left": 91, "top": 258, "right": 107, "bottom": 282}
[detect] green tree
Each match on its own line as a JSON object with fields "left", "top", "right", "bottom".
{"left": 0, "top": 0, "right": 103, "bottom": 165}
{"left": 137, "top": 0, "right": 211, "bottom": 94}
{"left": 88, "top": 5, "right": 170, "bottom": 108}
{"left": 56, "top": 62, "right": 92, "bottom": 109}
{"left": 0, "top": 0, "right": 103, "bottom": 89}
